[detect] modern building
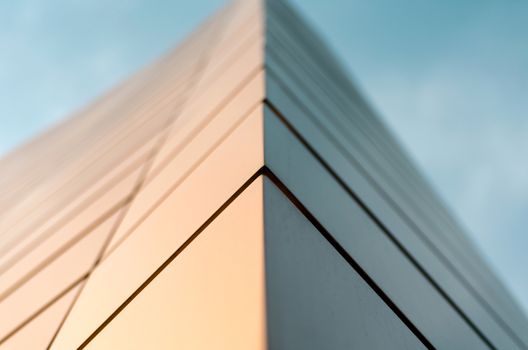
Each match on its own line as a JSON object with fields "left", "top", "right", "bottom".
{"left": 0, "top": 0, "right": 526, "bottom": 349}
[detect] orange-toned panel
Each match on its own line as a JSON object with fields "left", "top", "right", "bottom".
{"left": 50, "top": 107, "right": 264, "bottom": 350}
{"left": 0, "top": 163, "right": 145, "bottom": 279}
{"left": 0, "top": 0, "right": 229, "bottom": 199}
{"left": 0, "top": 0, "right": 246, "bottom": 233}
{"left": 185, "top": 2, "right": 263, "bottom": 96}
{"left": 0, "top": 283, "right": 81, "bottom": 349}
{"left": 148, "top": 29, "right": 264, "bottom": 172}
{"left": 186, "top": 11, "right": 262, "bottom": 114}
{"left": 0, "top": 133, "right": 153, "bottom": 273}
{"left": 0, "top": 211, "right": 120, "bottom": 340}
{"left": 233, "top": 0, "right": 263, "bottom": 32}
{"left": 84, "top": 178, "right": 266, "bottom": 350}
{"left": 0, "top": 99, "right": 154, "bottom": 231}
{"left": 0, "top": 84, "right": 177, "bottom": 248}
{"left": 105, "top": 71, "right": 265, "bottom": 255}
{"left": 0, "top": 3, "right": 224, "bottom": 240}
{"left": 0, "top": 0, "right": 231, "bottom": 215}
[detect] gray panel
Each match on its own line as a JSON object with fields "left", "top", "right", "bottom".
{"left": 264, "top": 69, "right": 523, "bottom": 349}
{"left": 264, "top": 107, "right": 494, "bottom": 349}
{"left": 264, "top": 24, "right": 507, "bottom": 313}
{"left": 266, "top": 0, "right": 478, "bottom": 245}
{"left": 263, "top": 177, "right": 427, "bottom": 350}
{"left": 264, "top": 30, "right": 501, "bottom": 304}
{"left": 264, "top": 5, "right": 528, "bottom": 343}
{"left": 265, "top": 2, "right": 528, "bottom": 336}
{"left": 264, "top": 62, "right": 528, "bottom": 347}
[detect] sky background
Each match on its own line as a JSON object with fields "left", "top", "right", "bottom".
{"left": 1, "top": 0, "right": 527, "bottom": 314}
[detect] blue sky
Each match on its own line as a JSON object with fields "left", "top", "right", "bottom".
{"left": 1, "top": 0, "right": 527, "bottom": 315}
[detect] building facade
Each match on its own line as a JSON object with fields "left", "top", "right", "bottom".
{"left": 0, "top": 0, "right": 526, "bottom": 349}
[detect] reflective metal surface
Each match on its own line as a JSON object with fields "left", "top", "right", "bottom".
{"left": 0, "top": 0, "right": 526, "bottom": 349}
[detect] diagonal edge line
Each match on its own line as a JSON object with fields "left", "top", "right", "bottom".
{"left": 0, "top": 87, "right": 187, "bottom": 253}
{"left": 0, "top": 0, "right": 230, "bottom": 219}
{"left": 59, "top": 9, "right": 260, "bottom": 334}
{"left": 265, "top": 52, "right": 520, "bottom": 339}
{"left": 133, "top": 12, "right": 265, "bottom": 194}
{"left": 0, "top": 207, "right": 131, "bottom": 347}
{"left": 101, "top": 73, "right": 264, "bottom": 260}
{"left": 7, "top": 167, "right": 427, "bottom": 350}
{"left": 45, "top": 203, "right": 131, "bottom": 350}
{"left": 45, "top": 152, "right": 158, "bottom": 349}
{"left": 264, "top": 100, "right": 498, "bottom": 350}
{"left": 0, "top": 0, "right": 237, "bottom": 266}
{"left": 0, "top": 8, "right": 212, "bottom": 226}
{"left": 268, "top": 0, "right": 442, "bottom": 205}
{"left": 261, "top": 167, "right": 436, "bottom": 350}
{"left": 46, "top": 51, "right": 205, "bottom": 350}
{"left": 265, "top": 40, "right": 432, "bottom": 213}
{"left": 0, "top": 0, "right": 255, "bottom": 256}
{"left": 0, "top": 153, "right": 151, "bottom": 294}
{"left": 0, "top": 128, "right": 167, "bottom": 313}
{"left": 0, "top": 12, "right": 263, "bottom": 277}
{"left": 265, "top": 53, "right": 528, "bottom": 346}
{"left": 273, "top": 17, "right": 474, "bottom": 246}
{"left": 0, "top": 0, "right": 230, "bottom": 184}
{"left": 97, "top": 16, "right": 265, "bottom": 261}
{"left": 48, "top": 13, "right": 263, "bottom": 346}
{"left": 0, "top": 0, "right": 263, "bottom": 268}
{"left": 0, "top": 274, "right": 88, "bottom": 346}
{"left": 0, "top": 199, "right": 127, "bottom": 303}
{"left": 76, "top": 168, "right": 264, "bottom": 349}
{"left": 0, "top": 151, "right": 148, "bottom": 277}
{"left": 265, "top": 57, "right": 462, "bottom": 264}
{"left": 140, "top": 57, "right": 264, "bottom": 193}
{"left": 46, "top": 11, "right": 239, "bottom": 348}
{"left": 265, "top": 64, "right": 528, "bottom": 347}
{"left": 51, "top": 168, "right": 433, "bottom": 350}
{"left": 0, "top": 93, "right": 186, "bottom": 262}
{"left": 0, "top": 201, "right": 128, "bottom": 350}
{"left": 265, "top": 54, "right": 526, "bottom": 344}
{"left": 0, "top": 110, "right": 171, "bottom": 308}
{"left": 45, "top": 277, "right": 89, "bottom": 350}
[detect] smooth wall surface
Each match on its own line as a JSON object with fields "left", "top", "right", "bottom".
{"left": 0, "top": 0, "right": 526, "bottom": 349}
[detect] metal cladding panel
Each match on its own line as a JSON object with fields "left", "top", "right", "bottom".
{"left": 264, "top": 0, "right": 528, "bottom": 348}
{"left": 264, "top": 107, "right": 501, "bottom": 349}
{"left": 0, "top": 0, "right": 526, "bottom": 349}
{"left": 266, "top": 0, "right": 515, "bottom": 306}
{"left": 49, "top": 108, "right": 265, "bottom": 350}
{"left": 0, "top": 284, "right": 82, "bottom": 350}
{"left": 266, "top": 0, "right": 504, "bottom": 305}
{"left": 0, "top": 211, "right": 119, "bottom": 342}
{"left": 104, "top": 71, "right": 264, "bottom": 255}
{"left": 0, "top": 164, "right": 141, "bottom": 297}
{"left": 264, "top": 177, "right": 426, "bottom": 350}
{"left": 84, "top": 178, "right": 266, "bottom": 350}
{"left": 264, "top": 71, "right": 524, "bottom": 348}
{"left": 105, "top": 33, "right": 265, "bottom": 253}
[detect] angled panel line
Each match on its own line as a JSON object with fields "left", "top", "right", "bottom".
{"left": 265, "top": 100, "right": 497, "bottom": 350}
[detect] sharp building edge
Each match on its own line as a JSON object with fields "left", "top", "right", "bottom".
{"left": 0, "top": 0, "right": 526, "bottom": 349}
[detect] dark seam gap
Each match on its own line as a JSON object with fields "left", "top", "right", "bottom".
{"left": 265, "top": 100, "right": 497, "bottom": 350}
